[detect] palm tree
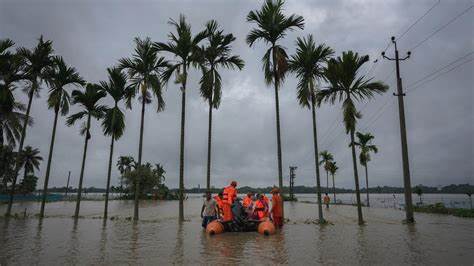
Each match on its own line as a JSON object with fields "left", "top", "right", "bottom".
{"left": 319, "top": 150, "right": 334, "bottom": 192}
{"left": 246, "top": 0, "right": 304, "bottom": 196}
{"left": 328, "top": 161, "right": 338, "bottom": 204}
{"left": 317, "top": 51, "right": 388, "bottom": 225}
{"left": 155, "top": 14, "right": 207, "bottom": 222}
{"left": 67, "top": 83, "right": 106, "bottom": 218}
{"left": 100, "top": 67, "right": 133, "bottom": 219}
{"left": 7, "top": 36, "right": 54, "bottom": 216}
{"left": 0, "top": 102, "right": 31, "bottom": 147}
{"left": 119, "top": 37, "right": 168, "bottom": 221}
{"left": 288, "top": 35, "right": 333, "bottom": 223}
{"left": 353, "top": 131, "right": 378, "bottom": 207}
{"left": 19, "top": 145, "right": 42, "bottom": 182}
{"left": 39, "top": 56, "right": 85, "bottom": 218}
{"left": 0, "top": 39, "right": 24, "bottom": 115}
{"left": 197, "top": 20, "right": 244, "bottom": 192}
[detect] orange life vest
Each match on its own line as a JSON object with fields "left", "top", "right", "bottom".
{"left": 242, "top": 196, "right": 253, "bottom": 208}
{"left": 254, "top": 199, "right": 268, "bottom": 220}
{"left": 222, "top": 186, "right": 237, "bottom": 204}
{"left": 271, "top": 194, "right": 283, "bottom": 217}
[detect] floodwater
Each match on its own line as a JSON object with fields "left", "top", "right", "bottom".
{"left": 1, "top": 196, "right": 473, "bottom": 265}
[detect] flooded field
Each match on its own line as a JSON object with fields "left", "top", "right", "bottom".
{"left": 1, "top": 197, "right": 473, "bottom": 265}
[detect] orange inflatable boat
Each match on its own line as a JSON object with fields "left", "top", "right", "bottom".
{"left": 206, "top": 219, "right": 276, "bottom": 235}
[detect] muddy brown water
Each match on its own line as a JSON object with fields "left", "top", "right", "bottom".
{"left": 1, "top": 196, "right": 473, "bottom": 265}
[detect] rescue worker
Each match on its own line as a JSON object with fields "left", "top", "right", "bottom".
{"left": 222, "top": 181, "right": 238, "bottom": 222}
{"left": 270, "top": 188, "right": 283, "bottom": 228}
{"left": 242, "top": 192, "right": 254, "bottom": 209}
{"left": 323, "top": 193, "right": 330, "bottom": 209}
{"left": 253, "top": 194, "right": 269, "bottom": 221}
{"left": 214, "top": 192, "right": 224, "bottom": 218}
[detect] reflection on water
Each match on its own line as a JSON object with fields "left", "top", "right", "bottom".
{"left": 1, "top": 199, "right": 473, "bottom": 265}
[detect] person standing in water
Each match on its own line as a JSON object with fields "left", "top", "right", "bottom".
{"left": 201, "top": 192, "right": 218, "bottom": 228}
{"left": 222, "top": 181, "right": 238, "bottom": 222}
{"left": 270, "top": 188, "right": 283, "bottom": 228}
{"left": 323, "top": 193, "right": 330, "bottom": 209}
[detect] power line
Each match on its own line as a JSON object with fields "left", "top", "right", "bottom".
{"left": 406, "top": 51, "right": 474, "bottom": 89}
{"left": 407, "top": 57, "right": 474, "bottom": 93}
{"left": 397, "top": 0, "right": 441, "bottom": 41}
{"left": 410, "top": 4, "right": 474, "bottom": 51}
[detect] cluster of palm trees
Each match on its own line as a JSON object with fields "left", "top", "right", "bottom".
{"left": 1, "top": 16, "right": 243, "bottom": 221}
{"left": 246, "top": 0, "right": 388, "bottom": 224}
{"left": 1, "top": 0, "right": 389, "bottom": 224}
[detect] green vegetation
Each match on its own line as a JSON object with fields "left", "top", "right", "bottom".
{"left": 287, "top": 35, "right": 333, "bottom": 222}
{"left": 353, "top": 132, "right": 378, "bottom": 207}
{"left": 246, "top": 0, "right": 304, "bottom": 195}
{"left": 414, "top": 203, "right": 474, "bottom": 218}
{"left": 317, "top": 51, "right": 389, "bottom": 224}
{"left": 197, "top": 20, "right": 244, "bottom": 192}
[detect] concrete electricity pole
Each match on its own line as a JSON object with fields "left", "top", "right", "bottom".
{"left": 289, "top": 166, "right": 297, "bottom": 200}
{"left": 65, "top": 171, "right": 71, "bottom": 197}
{"left": 382, "top": 36, "right": 415, "bottom": 223}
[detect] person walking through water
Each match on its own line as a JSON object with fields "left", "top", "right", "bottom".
{"left": 323, "top": 193, "right": 330, "bottom": 209}
{"left": 270, "top": 188, "right": 283, "bottom": 228}
{"left": 201, "top": 192, "right": 218, "bottom": 228}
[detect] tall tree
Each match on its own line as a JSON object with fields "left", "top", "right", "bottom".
{"left": 319, "top": 150, "right": 334, "bottom": 192}
{"left": 317, "top": 51, "right": 388, "bottom": 225}
{"left": 39, "top": 56, "right": 85, "bottom": 218}
{"left": 288, "top": 35, "right": 332, "bottom": 223}
{"left": 197, "top": 20, "right": 244, "bottom": 192}
{"left": 119, "top": 37, "right": 168, "bottom": 221}
{"left": 328, "top": 161, "right": 338, "bottom": 204}
{"left": 67, "top": 83, "right": 106, "bottom": 218}
{"left": 100, "top": 67, "right": 133, "bottom": 219}
{"left": 19, "top": 145, "right": 42, "bottom": 181}
{"left": 246, "top": 0, "right": 304, "bottom": 197}
{"left": 155, "top": 14, "right": 207, "bottom": 222}
{"left": 7, "top": 36, "right": 54, "bottom": 216}
{"left": 353, "top": 131, "right": 378, "bottom": 207}
{"left": 0, "top": 102, "right": 30, "bottom": 147}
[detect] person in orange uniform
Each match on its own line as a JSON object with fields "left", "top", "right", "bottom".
{"left": 214, "top": 192, "right": 224, "bottom": 218}
{"left": 242, "top": 192, "right": 254, "bottom": 209}
{"left": 222, "top": 181, "right": 238, "bottom": 222}
{"left": 253, "top": 194, "right": 269, "bottom": 221}
{"left": 270, "top": 188, "right": 283, "bottom": 228}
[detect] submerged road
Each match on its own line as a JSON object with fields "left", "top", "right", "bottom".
{"left": 1, "top": 197, "right": 473, "bottom": 265}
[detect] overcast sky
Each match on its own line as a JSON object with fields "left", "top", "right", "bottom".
{"left": 1, "top": 0, "right": 472, "bottom": 189}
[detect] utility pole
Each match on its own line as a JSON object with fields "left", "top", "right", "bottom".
{"left": 382, "top": 36, "right": 414, "bottom": 223}
{"left": 65, "top": 171, "right": 71, "bottom": 197}
{"left": 289, "top": 166, "right": 297, "bottom": 201}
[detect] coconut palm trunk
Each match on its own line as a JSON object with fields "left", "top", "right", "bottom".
{"left": 350, "top": 129, "right": 364, "bottom": 224}
{"left": 74, "top": 115, "right": 91, "bottom": 218}
{"left": 178, "top": 65, "right": 187, "bottom": 222}
{"left": 272, "top": 45, "right": 284, "bottom": 193}
{"left": 104, "top": 133, "right": 115, "bottom": 220}
{"left": 6, "top": 87, "right": 35, "bottom": 216}
{"left": 206, "top": 95, "right": 212, "bottom": 192}
{"left": 326, "top": 169, "right": 329, "bottom": 193}
{"left": 365, "top": 164, "right": 370, "bottom": 207}
{"left": 134, "top": 90, "right": 146, "bottom": 221}
{"left": 332, "top": 173, "right": 336, "bottom": 204}
{"left": 311, "top": 94, "right": 324, "bottom": 222}
{"left": 40, "top": 108, "right": 60, "bottom": 218}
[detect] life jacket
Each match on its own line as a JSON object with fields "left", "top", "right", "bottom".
{"left": 323, "top": 195, "right": 330, "bottom": 204}
{"left": 242, "top": 196, "right": 253, "bottom": 208}
{"left": 254, "top": 199, "right": 268, "bottom": 220}
{"left": 271, "top": 194, "right": 283, "bottom": 217}
{"left": 222, "top": 185, "right": 237, "bottom": 204}
{"left": 263, "top": 195, "right": 270, "bottom": 205}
